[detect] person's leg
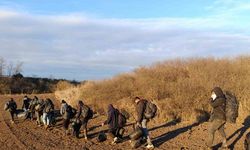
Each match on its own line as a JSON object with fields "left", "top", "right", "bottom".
{"left": 82, "top": 119, "right": 88, "bottom": 140}
{"left": 207, "top": 119, "right": 224, "bottom": 148}
{"left": 10, "top": 111, "right": 15, "bottom": 123}
{"left": 218, "top": 121, "right": 227, "bottom": 148}
{"left": 141, "top": 119, "right": 153, "bottom": 147}
{"left": 75, "top": 122, "right": 82, "bottom": 138}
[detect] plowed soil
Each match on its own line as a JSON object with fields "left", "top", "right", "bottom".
{"left": 0, "top": 94, "right": 249, "bottom": 150}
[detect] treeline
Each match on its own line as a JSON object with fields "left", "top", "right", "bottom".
{"left": 0, "top": 57, "right": 80, "bottom": 94}
{"left": 0, "top": 73, "right": 79, "bottom": 94}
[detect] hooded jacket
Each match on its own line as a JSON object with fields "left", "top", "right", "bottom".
{"left": 136, "top": 99, "right": 147, "bottom": 123}
{"left": 210, "top": 87, "right": 226, "bottom": 121}
{"left": 60, "top": 103, "right": 70, "bottom": 119}
{"left": 104, "top": 104, "right": 118, "bottom": 129}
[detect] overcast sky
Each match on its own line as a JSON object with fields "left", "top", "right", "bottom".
{"left": 0, "top": 0, "right": 250, "bottom": 80}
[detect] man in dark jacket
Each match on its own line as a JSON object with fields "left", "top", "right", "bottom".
{"left": 134, "top": 97, "right": 154, "bottom": 149}
{"left": 60, "top": 100, "right": 71, "bottom": 135}
{"left": 102, "top": 104, "right": 121, "bottom": 144}
{"left": 207, "top": 87, "right": 227, "bottom": 149}
{"left": 75, "top": 100, "right": 91, "bottom": 139}
{"left": 22, "top": 96, "right": 30, "bottom": 111}
{"left": 5, "top": 98, "right": 17, "bottom": 124}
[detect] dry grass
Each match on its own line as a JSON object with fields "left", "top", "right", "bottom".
{"left": 55, "top": 56, "right": 250, "bottom": 123}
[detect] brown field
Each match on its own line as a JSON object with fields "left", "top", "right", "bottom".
{"left": 0, "top": 94, "right": 249, "bottom": 150}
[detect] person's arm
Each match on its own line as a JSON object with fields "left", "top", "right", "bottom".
{"left": 76, "top": 106, "right": 81, "bottom": 118}
{"left": 104, "top": 109, "right": 112, "bottom": 125}
{"left": 210, "top": 98, "right": 224, "bottom": 108}
{"left": 136, "top": 101, "right": 145, "bottom": 123}
{"left": 60, "top": 105, "right": 64, "bottom": 115}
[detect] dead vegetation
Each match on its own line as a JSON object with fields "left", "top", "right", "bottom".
{"left": 56, "top": 56, "right": 250, "bottom": 123}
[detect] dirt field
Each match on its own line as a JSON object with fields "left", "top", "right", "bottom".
{"left": 0, "top": 94, "right": 249, "bottom": 150}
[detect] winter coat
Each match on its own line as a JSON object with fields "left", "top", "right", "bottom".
{"left": 104, "top": 104, "right": 118, "bottom": 129}
{"left": 210, "top": 87, "right": 226, "bottom": 121}
{"left": 136, "top": 99, "right": 147, "bottom": 123}
{"left": 22, "top": 98, "right": 30, "bottom": 110}
{"left": 60, "top": 103, "right": 70, "bottom": 119}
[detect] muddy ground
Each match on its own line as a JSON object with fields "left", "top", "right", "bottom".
{"left": 0, "top": 94, "right": 249, "bottom": 150}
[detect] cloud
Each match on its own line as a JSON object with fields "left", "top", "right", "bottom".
{"left": 0, "top": 9, "right": 249, "bottom": 80}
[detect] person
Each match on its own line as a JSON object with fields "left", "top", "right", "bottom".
{"left": 60, "top": 100, "right": 71, "bottom": 135}
{"left": 5, "top": 98, "right": 17, "bottom": 124}
{"left": 102, "top": 104, "right": 122, "bottom": 144}
{"left": 207, "top": 87, "right": 227, "bottom": 149}
{"left": 42, "top": 98, "right": 54, "bottom": 129}
{"left": 22, "top": 95, "right": 30, "bottom": 112}
{"left": 75, "top": 100, "right": 92, "bottom": 139}
{"left": 34, "top": 99, "right": 44, "bottom": 126}
{"left": 134, "top": 97, "right": 154, "bottom": 149}
{"left": 29, "top": 96, "right": 39, "bottom": 120}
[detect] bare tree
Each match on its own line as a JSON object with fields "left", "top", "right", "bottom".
{"left": 0, "top": 57, "right": 5, "bottom": 76}
{"left": 6, "top": 62, "right": 13, "bottom": 77}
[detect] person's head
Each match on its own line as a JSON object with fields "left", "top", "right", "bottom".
{"left": 10, "top": 98, "right": 14, "bottom": 101}
{"left": 61, "top": 100, "right": 66, "bottom": 104}
{"left": 211, "top": 87, "right": 224, "bottom": 100}
{"left": 78, "top": 100, "right": 83, "bottom": 106}
{"left": 108, "top": 104, "right": 114, "bottom": 110}
{"left": 134, "top": 96, "right": 141, "bottom": 104}
{"left": 34, "top": 96, "right": 38, "bottom": 100}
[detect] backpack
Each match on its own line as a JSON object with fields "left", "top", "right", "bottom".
{"left": 144, "top": 100, "right": 157, "bottom": 119}
{"left": 117, "top": 111, "right": 127, "bottom": 128}
{"left": 81, "top": 105, "right": 93, "bottom": 119}
{"left": 7, "top": 101, "right": 17, "bottom": 112}
{"left": 4, "top": 103, "right": 9, "bottom": 111}
{"left": 45, "top": 103, "right": 53, "bottom": 113}
{"left": 225, "top": 91, "right": 239, "bottom": 123}
{"left": 65, "top": 105, "right": 73, "bottom": 118}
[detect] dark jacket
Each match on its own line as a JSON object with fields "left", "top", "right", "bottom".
{"left": 7, "top": 100, "right": 17, "bottom": 112}
{"left": 60, "top": 103, "right": 70, "bottom": 120}
{"left": 22, "top": 98, "right": 30, "bottom": 110}
{"left": 104, "top": 104, "right": 118, "bottom": 129}
{"left": 210, "top": 87, "right": 226, "bottom": 121}
{"left": 136, "top": 99, "right": 147, "bottom": 123}
{"left": 76, "top": 104, "right": 90, "bottom": 122}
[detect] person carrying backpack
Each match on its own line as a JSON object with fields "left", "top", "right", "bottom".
{"left": 29, "top": 96, "right": 39, "bottom": 120}
{"left": 102, "top": 104, "right": 123, "bottom": 144}
{"left": 22, "top": 95, "right": 30, "bottom": 112}
{"left": 207, "top": 87, "right": 227, "bottom": 149}
{"left": 34, "top": 99, "right": 44, "bottom": 126}
{"left": 42, "top": 98, "right": 54, "bottom": 129}
{"left": 75, "top": 100, "right": 93, "bottom": 139}
{"left": 134, "top": 97, "right": 154, "bottom": 149}
{"left": 5, "top": 98, "right": 17, "bottom": 124}
{"left": 60, "top": 100, "right": 72, "bottom": 135}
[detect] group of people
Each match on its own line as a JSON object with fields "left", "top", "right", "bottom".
{"left": 4, "top": 86, "right": 242, "bottom": 149}
{"left": 4, "top": 95, "right": 155, "bottom": 149}
{"left": 5, "top": 96, "right": 55, "bottom": 129}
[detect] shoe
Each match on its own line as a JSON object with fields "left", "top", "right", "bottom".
{"left": 112, "top": 137, "right": 118, "bottom": 144}
{"left": 146, "top": 144, "right": 154, "bottom": 149}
